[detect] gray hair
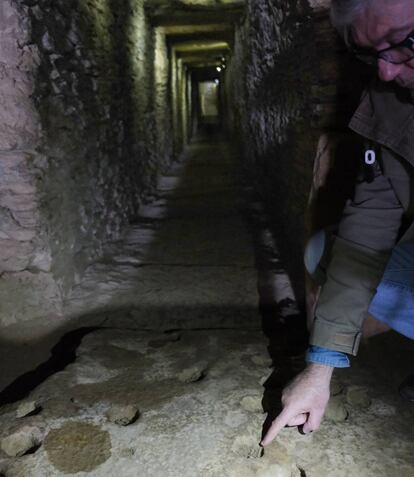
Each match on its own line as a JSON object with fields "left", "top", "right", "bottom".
{"left": 330, "top": 0, "right": 373, "bottom": 45}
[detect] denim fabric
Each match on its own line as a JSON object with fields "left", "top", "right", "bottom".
{"left": 306, "top": 345, "right": 350, "bottom": 368}
{"left": 368, "top": 240, "right": 414, "bottom": 339}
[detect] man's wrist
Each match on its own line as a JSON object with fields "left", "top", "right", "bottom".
{"left": 306, "top": 362, "right": 335, "bottom": 377}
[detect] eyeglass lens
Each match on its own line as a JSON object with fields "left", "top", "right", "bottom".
{"left": 380, "top": 46, "right": 414, "bottom": 64}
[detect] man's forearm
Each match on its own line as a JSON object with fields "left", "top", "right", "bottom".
{"left": 311, "top": 237, "right": 390, "bottom": 355}
{"left": 310, "top": 152, "right": 403, "bottom": 355}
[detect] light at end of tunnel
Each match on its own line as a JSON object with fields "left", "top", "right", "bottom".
{"left": 216, "top": 66, "right": 222, "bottom": 72}
{"left": 215, "top": 79, "right": 219, "bottom": 84}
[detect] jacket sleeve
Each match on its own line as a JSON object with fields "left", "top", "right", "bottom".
{"left": 309, "top": 150, "right": 404, "bottom": 355}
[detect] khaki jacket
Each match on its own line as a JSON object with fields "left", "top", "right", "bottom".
{"left": 310, "top": 79, "right": 414, "bottom": 356}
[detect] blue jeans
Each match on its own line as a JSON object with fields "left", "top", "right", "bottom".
{"left": 368, "top": 240, "right": 414, "bottom": 339}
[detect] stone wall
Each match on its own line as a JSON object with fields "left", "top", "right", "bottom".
{"left": 0, "top": 0, "right": 173, "bottom": 327}
{"left": 171, "top": 53, "right": 190, "bottom": 157}
{"left": 228, "top": 0, "right": 370, "bottom": 304}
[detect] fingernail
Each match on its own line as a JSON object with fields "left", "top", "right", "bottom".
{"left": 298, "top": 426, "right": 313, "bottom": 435}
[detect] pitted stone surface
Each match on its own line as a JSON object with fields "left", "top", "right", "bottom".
{"left": 1, "top": 426, "right": 42, "bottom": 457}
{"left": 106, "top": 405, "right": 140, "bottom": 426}
{"left": 325, "top": 396, "right": 348, "bottom": 423}
{"left": 1, "top": 329, "right": 413, "bottom": 477}
{"left": 177, "top": 363, "right": 208, "bottom": 383}
{"left": 240, "top": 394, "right": 263, "bottom": 413}
{"left": 44, "top": 421, "right": 111, "bottom": 473}
{"left": 330, "top": 377, "right": 344, "bottom": 396}
{"left": 346, "top": 385, "right": 372, "bottom": 409}
{"left": 16, "top": 400, "right": 41, "bottom": 419}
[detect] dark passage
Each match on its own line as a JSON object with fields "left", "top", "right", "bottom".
{"left": 1, "top": 1, "right": 414, "bottom": 476}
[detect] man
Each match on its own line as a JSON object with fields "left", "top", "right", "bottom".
{"left": 261, "top": 0, "right": 414, "bottom": 445}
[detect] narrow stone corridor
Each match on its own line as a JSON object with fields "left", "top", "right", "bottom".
{"left": 2, "top": 0, "right": 414, "bottom": 475}
{"left": 65, "top": 136, "right": 259, "bottom": 331}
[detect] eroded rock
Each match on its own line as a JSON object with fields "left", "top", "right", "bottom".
{"left": 16, "top": 400, "right": 41, "bottom": 418}
{"left": 44, "top": 421, "right": 111, "bottom": 474}
{"left": 177, "top": 363, "right": 207, "bottom": 383}
{"left": 240, "top": 395, "right": 263, "bottom": 413}
{"left": 232, "top": 434, "right": 264, "bottom": 459}
{"left": 256, "top": 463, "right": 294, "bottom": 477}
{"left": 346, "top": 386, "right": 371, "bottom": 409}
{"left": 148, "top": 332, "right": 181, "bottom": 349}
{"left": 106, "top": 404, "right": 140, "bottom": 426}
{"left": 370, "top": 399, "right": 396, "bottom": 417}
{"left": 330, "top": 378, "right": 344, "bottom": 396}
{"left": 258, "top": 371, "right": 272, "bottom": 386}
{"left": 325, "top": 396, "right": 348, "bottom": 422}
{"left": 1, "top": 426, "right": 42, "bottom": 457}
{"left": 258, "top": 443, "right": 299, "bottom": 477}
{"left": 251, "top": 355, "right": 272, "bottom": 367}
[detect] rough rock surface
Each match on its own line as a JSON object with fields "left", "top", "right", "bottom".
{"left": 240, "top": 394, "right": 263, "bottom": 413}
{"left": 177, "top": 363, "right": 208, "bottom": 383}
{"left": 44, "top": 421, "right": 111, "bottom": 473}
{"left": 346, "top": 385, "right": 372, "bottom": 409}
{"left": 0, "top": 0, "right": 173, "bottom": 326}
{"left": 325, "top": 396, "right": 348, "bottom": 423}
{"left": 1, "top": 329, "right": 413, "bottom": 476}
{"left": 16, "top": 400, "right": 41, "bottom": 418}
{"left": 106, "top": 405, "right": 140, "bottom": 426}
{"left": 251, "top": 354, "right": 273, "bottom": 367}
{"left": 0, "top": 426, "right": 42, "bottom": 457}
{"left": 330, "top": 377, "right": 344, "bottom": 396}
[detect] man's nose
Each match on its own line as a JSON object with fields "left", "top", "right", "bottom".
{"left": 377, "top": 59, "right": 403, "bottom": 82}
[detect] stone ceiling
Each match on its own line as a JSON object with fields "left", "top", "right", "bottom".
{"left": 146, "top": 0, "right": 244, "bottom": 71}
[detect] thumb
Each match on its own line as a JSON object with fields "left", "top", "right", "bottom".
{"left": 302, "top": 408, "right": 324, "bottom": 434}
{"left": 286, "top": 413, "right": 307, "bottom": 427}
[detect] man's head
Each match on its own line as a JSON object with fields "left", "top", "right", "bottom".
{"left": 331, "top": 0, "right": 414, "bottom": 96}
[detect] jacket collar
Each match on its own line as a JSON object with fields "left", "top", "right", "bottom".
{"left": 349, "top": 79, "right": 414, "bottom": 166}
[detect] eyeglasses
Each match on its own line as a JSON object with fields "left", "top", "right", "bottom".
{"left": 351, "top": 29, "right": 414, "bottom": 66}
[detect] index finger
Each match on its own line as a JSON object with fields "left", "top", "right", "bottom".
{"left": 260, "top": 408, "right": 293, "bottom": 447}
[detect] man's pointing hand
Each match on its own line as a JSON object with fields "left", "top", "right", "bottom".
{"left": 261, "top": 363, "right": 333, "bottom": 446}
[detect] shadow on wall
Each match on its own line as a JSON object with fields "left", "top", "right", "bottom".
{"left": 228, "top": 2, "right": 374, "bottom": 318}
